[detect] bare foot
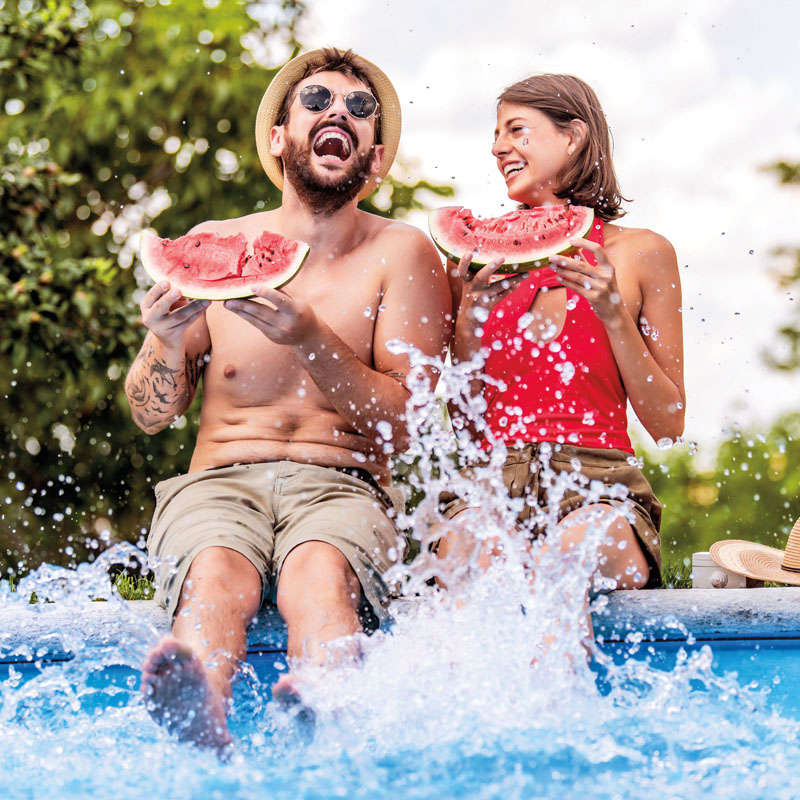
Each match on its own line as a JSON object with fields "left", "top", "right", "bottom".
{"left": 141, "top": 636, "right": 232, "bottom": 751}
{"left": 273, "top": 673, "right": 316, "bottom": 730}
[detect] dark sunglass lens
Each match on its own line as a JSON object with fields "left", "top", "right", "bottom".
{"left": 346, "top": 91, "right": 377, "bottom": 118}
{"left": 299, "top": 85, "right": 332, "bottom": 112}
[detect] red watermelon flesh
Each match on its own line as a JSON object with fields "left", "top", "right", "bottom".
{"left": 140, "top": 229, "right": 309, "bottom": 300}
{"left": 429, "top": 204, "right": 594, "bottom": 273}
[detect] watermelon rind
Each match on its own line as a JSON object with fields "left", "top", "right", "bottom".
{"left": 428, "top": 205, "right": 594, "bottom": 273}
{"left": 139, "top": 230, "right": 309, "bottom": 300}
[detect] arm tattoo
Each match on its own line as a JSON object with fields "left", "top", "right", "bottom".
{"left": 186, "top": 346, "right": 210, "bottom": 391}
{"left": 382, "top": 369, "right": 407, "bottom": 382}
{"left": 127, "top": 344, "right": 209, "bottom": 431}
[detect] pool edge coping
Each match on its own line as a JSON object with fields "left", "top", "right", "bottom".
{"left": 1, "top": 587, "right": 800, "bottom": 663}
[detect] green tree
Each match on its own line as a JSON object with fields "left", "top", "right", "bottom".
{"left": 763, "top": 159, "right": 800, "bottom": 370}
{"left": 0, "top": 0, "right": 452, "bottom": 578}
{"left": 640, "top": 413, "right": 800, "bottom": 568}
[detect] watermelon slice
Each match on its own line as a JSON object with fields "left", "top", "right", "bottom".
{"left": 428, "top": 204, "right": 594, "bottom": 273}
{"left": 139, "top": 229, "right": 309, "bottom": 300}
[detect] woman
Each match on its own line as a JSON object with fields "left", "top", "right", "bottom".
{"left": 437, "top": 74, "right": 685, "bottom": 594}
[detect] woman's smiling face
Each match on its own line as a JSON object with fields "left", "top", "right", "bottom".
{"left": 492, "top": 102, "right": 576, "bottom": 206}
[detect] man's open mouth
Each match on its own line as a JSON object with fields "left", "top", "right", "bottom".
{"left": 312, "top": 129, "right": 353, "bottom": 161}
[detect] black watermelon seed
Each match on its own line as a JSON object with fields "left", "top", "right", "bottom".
{"left": 195, "top": 241, "right": 201, "bottom": 247}
{"left": 183, "top": 263, "right": 190, "bottom": 268}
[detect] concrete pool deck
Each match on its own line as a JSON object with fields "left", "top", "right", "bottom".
{"left": 1, "top": 588, "right": 799, "bottom": 664}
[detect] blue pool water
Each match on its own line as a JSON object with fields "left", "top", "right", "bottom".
{"left": 5, "top": 638, "right": 800, "bottom": 719}
{"left": 2, "top": 633, "right": 800, "bottom": 800}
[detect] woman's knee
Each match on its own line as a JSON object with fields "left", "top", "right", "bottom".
{"left": 558, "top": 505, "right": 650, "bottom": 588}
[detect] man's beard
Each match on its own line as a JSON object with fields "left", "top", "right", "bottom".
{"left": 281, "top": 125, "right": 375, "bottom": 214}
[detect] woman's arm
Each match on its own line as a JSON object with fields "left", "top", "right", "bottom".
{"left": 446, "top": 256, "right": 525, "bottom": 442}
{"left": 550, "top": 229, "right": 685, "bottom": 443}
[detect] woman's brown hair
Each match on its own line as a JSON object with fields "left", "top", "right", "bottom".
{"left": 498, "top": 74, "right": 628, "bottom": 220}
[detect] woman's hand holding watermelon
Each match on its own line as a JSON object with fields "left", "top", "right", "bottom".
{"left": 450, "top": 252, "right": 525, "bottom": 363}
{"left": 140, "top": 281, "right": 210, "bottom": 349}
{"left": 548, "top": 237, "right": 626, "bottom": 327}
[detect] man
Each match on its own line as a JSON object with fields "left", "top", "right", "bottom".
{"left": 125, "top": 48, "right": 451, "bottom": 750}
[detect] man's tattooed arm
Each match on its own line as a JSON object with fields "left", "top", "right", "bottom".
{"left": 125, "top": 339, "right": 210, "bottom": 434}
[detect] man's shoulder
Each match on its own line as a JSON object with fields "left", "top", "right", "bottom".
{"left": 188, "top": 210, "right": 278, "bottom": 236}
{"left": 360, "top": 212, "right": 438, "bottom": 256}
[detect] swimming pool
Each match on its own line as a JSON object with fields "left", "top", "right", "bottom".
{"left": 2, "top": 588, "right": 800, "bottom": 799}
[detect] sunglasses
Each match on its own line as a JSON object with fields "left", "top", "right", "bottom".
{"left": 297, "top": 84, "right": 379, "bottom": 120}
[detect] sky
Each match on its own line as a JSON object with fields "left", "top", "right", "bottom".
{"left": 292, "top": 0, "right": 800, "bottom": 456}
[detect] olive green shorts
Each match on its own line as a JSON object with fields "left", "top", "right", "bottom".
{"left": 439, "top": 442, "right": 662, "bottom": 588}
{"left": 146, "top": 461, "right": 404, "bottom": 623}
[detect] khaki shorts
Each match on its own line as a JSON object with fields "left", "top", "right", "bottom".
{"left": 439, "top": 442, "right": 662, "bottom": 588}
{"left": 146, "top": 461, "right": 404, "bottom": 624}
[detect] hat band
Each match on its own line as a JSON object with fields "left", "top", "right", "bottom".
{"left": 780, "top": 560, "right": 800, "bottom": 573}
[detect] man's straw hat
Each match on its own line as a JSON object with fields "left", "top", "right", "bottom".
{"left": 710, "top": 517, "right": 800, "bottom": 586}
{"left": 255, "top": 48, "right": 401, "bottom": 202}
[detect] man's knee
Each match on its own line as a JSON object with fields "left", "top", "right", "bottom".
{"left": 277, "top": 541, "right": 361, "bottom": 609}
{"left": 179, "top": 547, "right": 262, "bottom": 609}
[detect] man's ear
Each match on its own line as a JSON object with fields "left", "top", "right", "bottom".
{"left": 269, "top": 125, "right": 285, "bottom": 157}
{"left": 368, "top": 143, "right": 386, "bottom": 175}
{"left": 566, "top": 119, "right": 588, "bottom": 156}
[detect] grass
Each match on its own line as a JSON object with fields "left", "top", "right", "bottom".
{"left": 660, "top": 560, "right": 693, "bottom": 589}
{"left": 113, "top": 574, "right": 155, "bottom": 601}
{"left": 2, "top": 573, "right": 155, "bottom": 602}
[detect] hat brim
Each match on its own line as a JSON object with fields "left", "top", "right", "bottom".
{"left": 255, "top": 49, "right": 401, "bottom": 202}
{"left": 709, "top": 540, "right": 800, "bottom": 586}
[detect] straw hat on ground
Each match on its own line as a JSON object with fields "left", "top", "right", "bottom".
{"left": 255, "top": 48, "right": 402, "bottom": 201}
{"left": 710, "top": 516, "right": 800, "bottom": 586}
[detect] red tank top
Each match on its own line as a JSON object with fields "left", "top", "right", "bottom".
{"left": 480, "top": 218, "right": 633, "bottom": 453}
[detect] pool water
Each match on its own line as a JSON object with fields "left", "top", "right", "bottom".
{"left": 2, "top": 633, "right": 799, "bottom": 800}
{"left": 5, "top": 637, "right": 799, "bottom": 718}
{"left": 3, "top": 350, "right": 799, "bottom": 798}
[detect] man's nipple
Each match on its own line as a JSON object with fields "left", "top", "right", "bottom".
{"left": 223, "top": 364, "right": 236, "bottom": 379}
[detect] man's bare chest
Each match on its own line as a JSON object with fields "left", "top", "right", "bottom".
{"left": 203, "top": 265, "right": 386, "bottom": 385}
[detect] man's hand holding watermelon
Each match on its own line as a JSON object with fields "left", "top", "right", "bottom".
{"left": 139, "top": 281, "right": 210, "bottom": 350}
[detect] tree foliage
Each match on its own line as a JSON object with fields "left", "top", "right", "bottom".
{"left": 763, "top": 158, "right": 800, "bottom": 371}
{"left": 640, "top": 413, "right": 800, "bottom": 567}
{"left": 0, "top": 0, "right": 453, "bottom": 578}
{"left": 8, "top": 0, "right": 793, "bottom": 585}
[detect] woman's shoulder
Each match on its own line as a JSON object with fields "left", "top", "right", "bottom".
{"left": 602, "top": 222, "right": 675, "bottom": 256}
{"left": 602, "top": 222, "right": 678, "bottom": 279}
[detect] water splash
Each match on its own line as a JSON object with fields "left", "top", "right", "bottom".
{"left": 1, "top": 344, "right": 799, "bottom": 797}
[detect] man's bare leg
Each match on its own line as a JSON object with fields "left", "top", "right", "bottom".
{"left": 141, "top": 546, "right": 262, "bottom": 750}
{"left": 272, "top": 541, "right": 363, "bottom": 703}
